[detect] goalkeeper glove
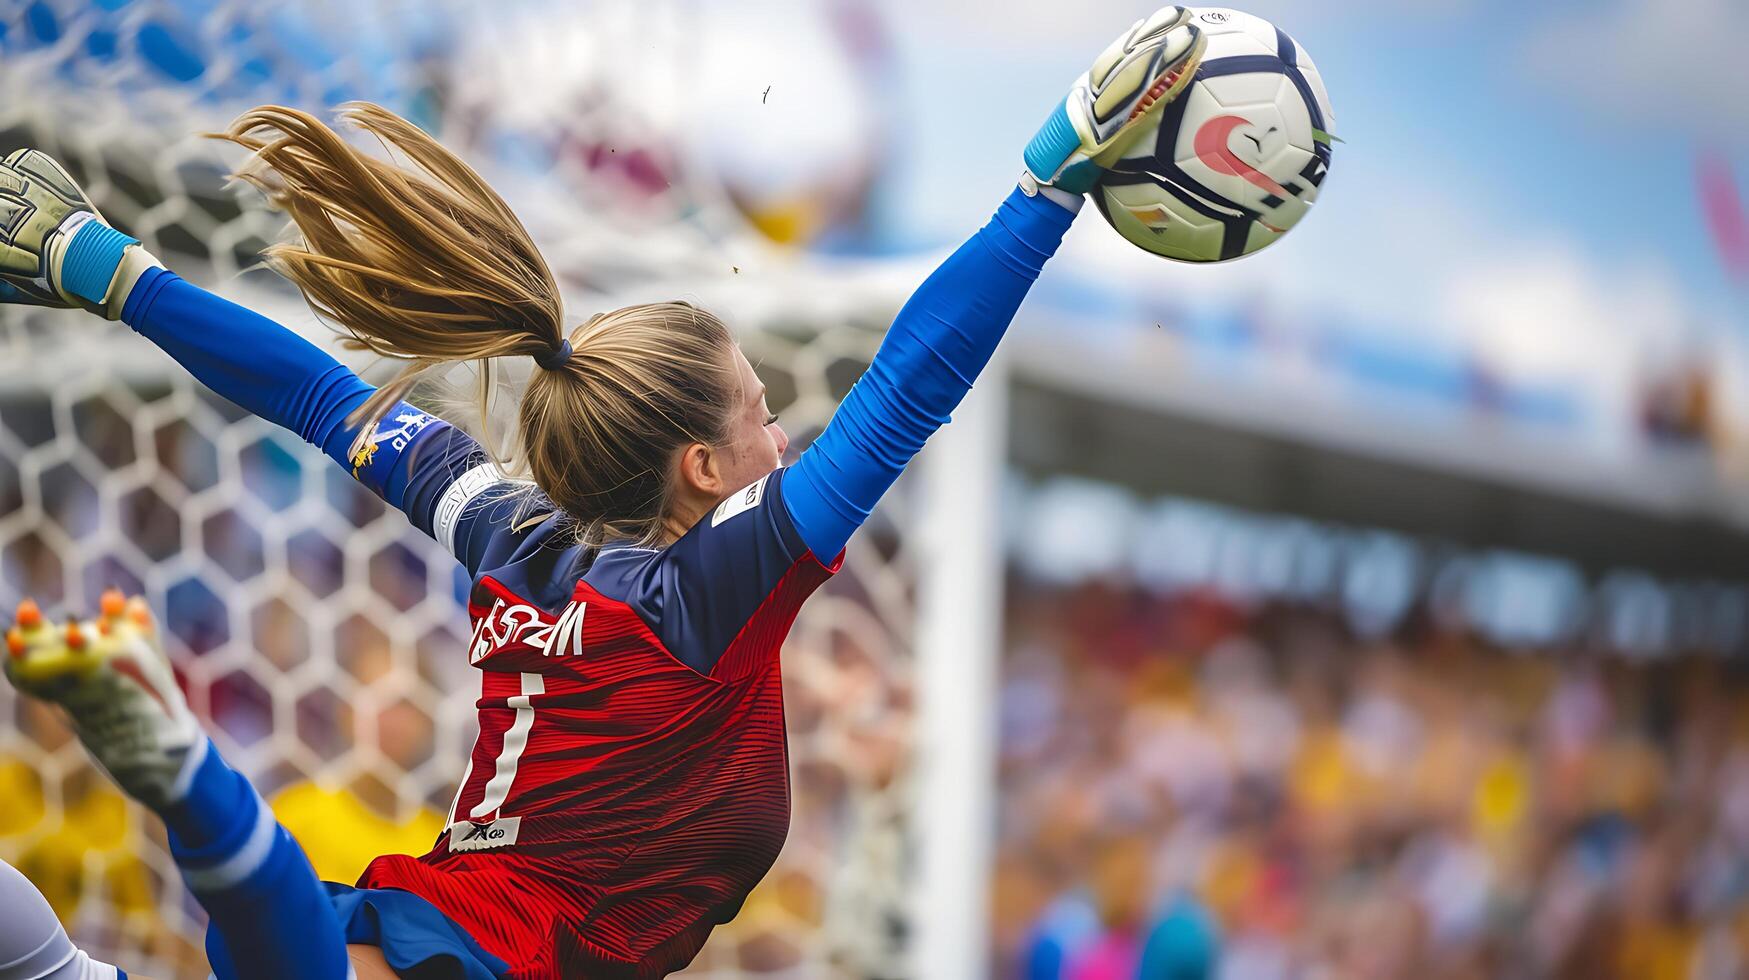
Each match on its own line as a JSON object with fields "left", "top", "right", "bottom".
{"left": 1023, "top": 6, "right": 1207, "bottom": 197}
{"left": 0, "top": 149, "right": 162, "bottom": 319}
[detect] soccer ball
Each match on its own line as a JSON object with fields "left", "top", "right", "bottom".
{"left": 1094, "top": 7, "right": 1336, "bottom": 263}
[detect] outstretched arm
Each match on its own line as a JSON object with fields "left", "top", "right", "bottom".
{"left": 782, "top": 187, "right": 1076, "bottom": 559}
{"left": 0, "top": 145, "right": 528, "bottom": 574}
{"left": 778, "top": 6, "right": 1204, "bottom": 559}
{"left": 123, "top": 268, "right": 372, "bottom": 464}
{"left": 121, "top": 268, "right": 518, "bottom": 574}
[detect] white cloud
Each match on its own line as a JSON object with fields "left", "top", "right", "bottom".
{"left": 1440, "top": 243, "right": 1700, "bottom": 440}
{"left": 1520, "top": 0, "right": 1749, "bottom": 132}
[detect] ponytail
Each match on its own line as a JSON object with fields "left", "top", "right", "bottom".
{"left": 214, "top": 104, "right": 742, "bottom": 546}
{"left": 212, "top": 102, "right": 567, "bottom": 436}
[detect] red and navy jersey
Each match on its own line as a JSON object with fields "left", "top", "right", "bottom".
{"left": 123, "top": 187, "right": 1075, "bottom": 978}
{"left": 349, "top": 432, "right": 838, "bottom": 977}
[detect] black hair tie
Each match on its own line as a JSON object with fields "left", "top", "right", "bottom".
{"left": 535, "top": 339, "right": 573, "bottom": 371}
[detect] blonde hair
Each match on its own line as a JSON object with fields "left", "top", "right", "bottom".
{"left": 214, "top": 102, "right": 740, "bottom": 544}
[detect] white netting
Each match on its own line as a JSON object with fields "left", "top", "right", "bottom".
{"left": 0, "top": 1, "right": 921, "bottom": 976}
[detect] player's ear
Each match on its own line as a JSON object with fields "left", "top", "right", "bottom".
{"left": 676, "top": 441, "right": 725, "bottom": 501}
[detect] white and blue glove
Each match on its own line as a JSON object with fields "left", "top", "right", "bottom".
{"left": 1024, "top": 6, "right": 1207, "bottom": 198}
{"left": 0, "top": 149, "right": 162, "bottom": 319}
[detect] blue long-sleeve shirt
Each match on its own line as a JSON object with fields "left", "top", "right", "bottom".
{"left": 123, "top": 186, "right": 1074, "bottom": 673}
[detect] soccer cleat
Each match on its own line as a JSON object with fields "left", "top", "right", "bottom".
{"left": 0, "top": 149, "right": 162, "bottom": 319}
{"left": 4, "top": 591, "right": 202, "bottom": 809}
{"left": 1024, "top": 5, "right": 1208, "bottom": 195}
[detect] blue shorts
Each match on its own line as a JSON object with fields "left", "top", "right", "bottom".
{"left": 326, "top": 883, "right": 507, "bottom": 980}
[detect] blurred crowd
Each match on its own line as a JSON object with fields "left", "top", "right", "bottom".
{"left": 994, "top": 577, "right": 1749, "bottom": 980}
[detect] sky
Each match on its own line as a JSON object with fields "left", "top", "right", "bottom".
{"left": 856, "top": 0, "right": 1749, "bottom": 446}
{"left": 887, "top": 0, "right": 1745, "bottom": 292}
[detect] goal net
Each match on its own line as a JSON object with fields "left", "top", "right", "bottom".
{"left": 0, "top": 2, "right": 924, "bottom": 976}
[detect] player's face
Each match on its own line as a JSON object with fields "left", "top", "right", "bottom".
{"left": 715, "top": 346, "right": 789, "bottom": 496}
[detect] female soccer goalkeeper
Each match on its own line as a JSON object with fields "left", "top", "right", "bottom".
{"left": 0, "top": 9, "right": 1204, "bottom": 979}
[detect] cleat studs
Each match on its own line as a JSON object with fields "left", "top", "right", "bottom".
{"left": 65, "top": 622, "right": 86, "bottom": 650}
{"left": 16, "top": 599, "right": 41, "bottom": 629}
{"left": 125, "top": 597, "right": 152, "bottom": 627}
{"left": 100, "top": 589, "right": 125, "bottom": 618}
{"left": 6, "top": 628, "right": 23, "bottom": 658}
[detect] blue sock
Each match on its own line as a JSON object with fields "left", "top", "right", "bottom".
{"left": 156, "top": 739, "right": 351, "bottom": 980}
